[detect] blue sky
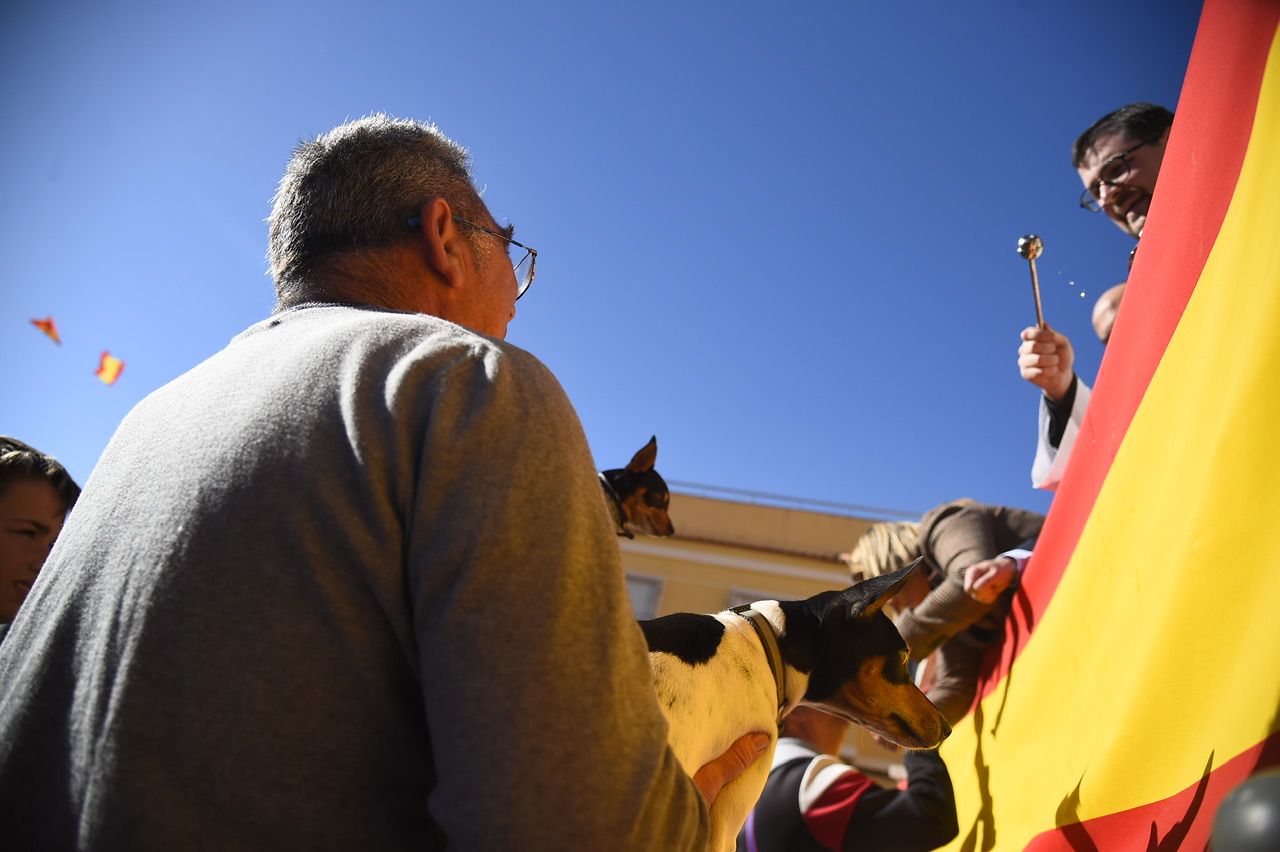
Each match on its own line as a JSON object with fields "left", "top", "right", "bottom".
{"left": 4, "top": 0, "right": 1201, "bottom": 519}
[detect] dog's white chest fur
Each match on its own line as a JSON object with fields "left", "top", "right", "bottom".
{"left": 647, "top": 602, "right": 796, "bottom": 852}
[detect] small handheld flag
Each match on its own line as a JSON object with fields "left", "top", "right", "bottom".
{"left": 30, "top": 316, "right": 61, "bottom": 345}
{"left": 96, "top": 351, "right": 125, "bottom": 386}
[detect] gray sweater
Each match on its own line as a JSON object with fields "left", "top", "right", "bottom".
{"left": 0, "top": 304, "right": 708, "bottom": 850}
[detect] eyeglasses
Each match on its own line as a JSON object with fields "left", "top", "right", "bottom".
{"left": 1079, "top": 137, "right": 1160, "bottom": 212}
{"left": 407, "top": 213, "right": 538, "bottom": 300}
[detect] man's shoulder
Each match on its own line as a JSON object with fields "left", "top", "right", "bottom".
{"left": 243, "top": 303, "right": 497, "bottom": 348}
{"left": 137, "top": 305, "right": 562, "bottom": 430}
{"left": 920, "top": 499, "right": 986, "bottom": 533}
{"left": 239, "top": 303, "right": 553, "bottom": 379}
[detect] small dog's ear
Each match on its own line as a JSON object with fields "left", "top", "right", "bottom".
{"left": 845, "top": 557, "right": 923, "bottom": 619}
{"left": 627, "top": 436, "right": 658, "bottom": 473}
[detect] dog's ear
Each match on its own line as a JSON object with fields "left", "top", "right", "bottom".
{"left": 627, "top": 436, "right": 658, "bottom": 473}
{"left": 843, "top": 557, "right": 923, "bottom": 619}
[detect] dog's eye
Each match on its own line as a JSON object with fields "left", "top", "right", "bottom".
{"left": 881, "top": 651, "right": 912, "bottom": 685}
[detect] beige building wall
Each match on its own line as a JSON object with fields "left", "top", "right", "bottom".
{"left": 621, "top": 490, "right": 911, "bottom": 775}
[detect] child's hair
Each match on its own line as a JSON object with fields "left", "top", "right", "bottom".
{"left": 0, "top": 436, "right": 81, "bottom": 513}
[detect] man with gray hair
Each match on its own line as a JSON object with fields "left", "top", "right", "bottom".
{"left": 0, "top": 114, "right": 764, "bottom": 850}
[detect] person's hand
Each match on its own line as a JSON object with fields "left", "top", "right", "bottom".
{"left": 963, "top": 557, "right": 1018, "bottom": 604}
{"left": 1018, "top": 325, "right": 1075, "bottom": 402}
{"left": 692, "top": 731, "right": 770, "bottom": 805}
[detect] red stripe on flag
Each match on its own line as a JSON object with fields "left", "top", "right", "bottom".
{"left": 1022, "top": 729, "right": 1280, "bottom": 851}
{"left": 975, "top": 0, "right": 1280, "bottom": 701}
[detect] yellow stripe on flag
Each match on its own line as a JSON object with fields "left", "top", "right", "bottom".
{"left": 941, "top": 22, "right": 1280, "bottom": 848}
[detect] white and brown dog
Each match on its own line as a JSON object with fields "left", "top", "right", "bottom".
{"left": 641, "top": 561, "right": 949, "bottom": 851}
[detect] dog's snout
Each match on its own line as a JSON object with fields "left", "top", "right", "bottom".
{"left": 925, "top": 713, "right": 951, "bottom": 747}
{"left": 889, "top": 709, "right": 950, "bottom": 750}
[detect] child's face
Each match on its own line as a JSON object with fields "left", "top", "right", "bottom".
{"left": 0, "top": 478, "right": 67, "bottom": 622}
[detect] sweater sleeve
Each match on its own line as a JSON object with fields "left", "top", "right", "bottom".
{"left": 894, "top": 505, "right": 1001, "bottom": 659}
{"left": 403, "top": 341, "right": 708, "bottom": 850}
{"left": 894, "top": 577, "right": 990, "bottom": 660}
{"left": 1043, "top": 374, "right": 1079, "bottom": 449}
{"left": 925, "top": 505, "right": 1000, "bottom": 579}
{"left": 843, "top": 750, "right": 958, "bottom": 852}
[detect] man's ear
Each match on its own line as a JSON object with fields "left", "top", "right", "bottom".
{"left": 410, "top": 197, "right": 467, "bottom": 290}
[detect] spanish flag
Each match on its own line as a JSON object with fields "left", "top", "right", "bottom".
{"left": 940, "top": 0, "right": 1280, "bottom": 848}
{"left": 95, "top": 351, "right": 125, "bottom": 386}
{"left": 30, "top": 316, "right": 61, "bottom": 345}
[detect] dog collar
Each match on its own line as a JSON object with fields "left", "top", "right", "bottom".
{"left": 730, "top": 604, "right": 787, "bottom": 720}
{"left": 598, "top": 473, "right": 634, "bottom": 539}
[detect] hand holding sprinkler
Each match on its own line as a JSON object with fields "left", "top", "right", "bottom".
{"left": 1017, "top": 234, "right": 1045, "bottom": 329}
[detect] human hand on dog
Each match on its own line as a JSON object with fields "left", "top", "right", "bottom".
{"left": 1018, "top": 325, "right": 1075, "bottom": 402}
{"left": 691, "top": 732, "right": 771, "bottom": 805}
{"left": 963, "top": 557, "right": 1018, "bottom": 604}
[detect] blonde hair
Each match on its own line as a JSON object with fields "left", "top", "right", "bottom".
{"left": 844, "top": 521, "right": 921, "bottom": 582}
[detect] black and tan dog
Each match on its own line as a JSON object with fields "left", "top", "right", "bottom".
{"left": 599, "top": 436, "right": 674, "bottom": 538}
{"left": 641, "top": 561, "right": 949, "bottom": 852}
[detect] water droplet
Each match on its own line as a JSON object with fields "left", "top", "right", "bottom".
{"left": 1067, "top": 280, "right": 1076, "bottom": 287}
{"left": 1080, "top": 292, "right": 1087, "bottom": 298}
